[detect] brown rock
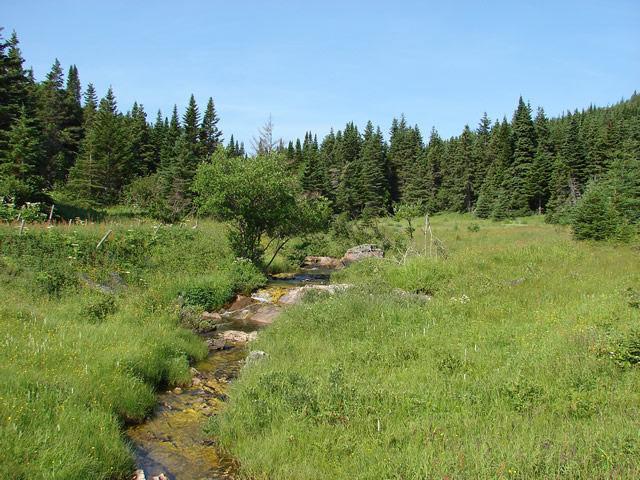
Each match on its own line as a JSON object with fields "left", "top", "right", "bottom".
{"left": 206, "top": 338, "right": 227, "bottom": 350}
{"left": 173, "top": 387, "right": 182, "bottom": 394}
{"left": 225, "top": 295, "right": 254, "bottom": 311}
{"left": 219, "top": 330, "right": 258, "bottom": 343}
{"left": 249, "top": 304, "right": 281, "bottom": 324}
{"left": 200, "top": 311, "right": 223, "bottom": 322}
{"left": 301, "top": 256, "right": 345, "bottom": 270}
{"left": 341, "top": 244, "right": 384, "bottom": 265}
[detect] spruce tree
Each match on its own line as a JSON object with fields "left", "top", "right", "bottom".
{"left": 126, "top": 102, "right": 153, "bottom": 176}
{"left": 472, "top": 112, "right": 492, "bottom": 198}
{"left": 182, "top": 94, "right": 200, "bottom": 146}
{"left": 503, "top": 97, "right": 536, "bottom": 215}
{"left": 528, "top": 107, "right": 554, "bottom": 213}
{"left": 424, "top": 128, "right": 444, "bottom": 212}
{"left": 0, "top": 105, "right": 42, "bottom": 203}
{"left": 356, "top": 122, "right": 390, "bottom": 215}
{"left": 198, "top": 97, "right": 222, "bottom": 159}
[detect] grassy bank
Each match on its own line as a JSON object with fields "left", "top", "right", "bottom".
{"left": 208, "top": 214, "right": 640, "bottom": 479}
{"left": 0, "top": 218, "right": 264, "bottom": 479}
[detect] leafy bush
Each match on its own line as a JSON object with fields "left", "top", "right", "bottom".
{"left": 179, "top": 275, "right": 235, "bottom": 311}
{"left": 34, "top": 262, "right": 78, "bottom": 296}
{"left": 222, "top": 258, "right": 267, "bottom": 295}
{"left": 80, "top": 291, "right": 116, "bottom": 322}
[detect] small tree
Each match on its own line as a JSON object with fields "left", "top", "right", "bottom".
{"left": 571, "top": 181, "right": 619, "bottom": 241}
{"left": 393, "top": 202, "right": 422, "bottom": 240}
{"left": 193, "top": 149, "right": 330, "bottom": 269}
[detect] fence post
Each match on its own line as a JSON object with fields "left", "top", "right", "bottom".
{"left": 96, "top": 230, "right": 112, "bottom": 249}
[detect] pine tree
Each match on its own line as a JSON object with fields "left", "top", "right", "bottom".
{"left": 148, "top": 109, "right": 166, "bottom": 173}
{"left": 0, "top": 105, "right": 42, "bottom": 203}
{"left": 90, "top": 87, "right": 131, "bottom": 203}
{"left": 402, "top": 126, "right": 429, "bottom": 204}
{"left": 472, "top": 112, "right": 492, "bottom": 197}
{"left": 571, "top": 180, "right": 619, "bottom": 240}
{"left": 440, "top": 125, "right": 474, "bottom": 212}
{"left": 528, "top": 107, "right": 554, "bottom": 213}
{"left": 126, "top": 102, "right": 153, "bottom": 176}
{"left": 355, "top": 122, "right": 390, "bottom": 216}
{"left": 0, "top": 30, "right": 33, "bottom": 137}
{"left": 424, "top": 128, "right": 444, "bottom": 212}
{"left": 198, "top": 97, "right": 222, "bottom": 159}
{"left": 503, "top": 97, "right": 536, "bottom": 215}
{"left": 301, "top": 131, "right": 328, "bottom": 195}
{"left": 182, "top": 94, "right": 200, "bottom": 146}
{"left": 489, "top": 118, "right": 513, "bottom": 220}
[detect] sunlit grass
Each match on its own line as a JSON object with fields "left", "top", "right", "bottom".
{"left": 209, "top": 214, "right": 640, "bottom": 479}
{"left": 0, "top": 219, "right": 242, "bottom": 479}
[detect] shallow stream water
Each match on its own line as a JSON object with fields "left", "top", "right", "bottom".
{"left": 125, "top": 270, "right": 330, "bottom": 480}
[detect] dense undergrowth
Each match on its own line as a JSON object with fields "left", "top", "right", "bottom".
{"left": 208, "top": 214, "right": 640, "bottom": 479}
{"left": 0, "top": 218, "right": 265, "bottom": 479}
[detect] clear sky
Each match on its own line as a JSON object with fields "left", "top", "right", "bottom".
{"left": 3, "top": 0, "right": 639, "bottom": 148}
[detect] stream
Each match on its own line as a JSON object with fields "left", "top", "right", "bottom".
{"left": 125, "top": 270, "right": 331, "bottom": 480}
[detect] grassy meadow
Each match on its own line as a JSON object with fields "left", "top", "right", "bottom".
{"left": 208, "top": 214, "right": 640, "bottom": 479}
{"left": 0, "top": 217, "right": 265, "bottom": 479}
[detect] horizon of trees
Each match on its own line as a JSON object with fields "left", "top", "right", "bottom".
{"left": 1, "top": 27, "right": 638, "bottom": 237}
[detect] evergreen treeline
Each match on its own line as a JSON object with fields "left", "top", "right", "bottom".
{"left": 1, "top": 28, "right": 638, "bottom": 237}
{"left": 289, "top": 98, "right": 640, "bottom": 238}
{"left": 0, "top": 29, "right": 233, "bottom": 222}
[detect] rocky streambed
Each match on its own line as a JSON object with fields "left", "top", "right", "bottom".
{"left": 126, "top": 268, "right": 343, "bottom": 480}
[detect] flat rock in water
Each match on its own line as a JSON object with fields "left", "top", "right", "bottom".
{"left": 200, "top": 311, "right": 223, "bottom": 322}
{"left": 206, "top": 338, "right": 227, "bottom": 350}
{"left": 224, "top": 295, "right": 254, "bottom": 311}
{"left": 279, "top": 287, "right": 304, "bottom": 305}
{"left": 219, "top": 330, "right": 258, "bottom": 343}
{"left": 249, "top": 304, "right": 282, "bottom": 323}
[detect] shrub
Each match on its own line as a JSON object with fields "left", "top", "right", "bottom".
{"left": 571, "top": 181, "right": 621, "bottom": 241}
{"left": 80, "top": 291, "right": 116, "bottom": 322}
{"left": 223, "top": 258, "right": 267, "bottom": 296}
{"left": 179, "top": 275, "right": 235, "bottom": 311}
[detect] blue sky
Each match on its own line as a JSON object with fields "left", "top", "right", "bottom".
{"left": 3, "top": 0, "right": 639, "bottom": 148}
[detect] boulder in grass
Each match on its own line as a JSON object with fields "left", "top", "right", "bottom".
{"left": 341, "top": 244, "right": 384, "bottom": 265}
{"left": 301, "top": 256, "right": 345, "bottom": 270}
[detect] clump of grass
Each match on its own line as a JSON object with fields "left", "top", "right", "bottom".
{"left": 209, "top": 214, "right": 640, "bottom": 479}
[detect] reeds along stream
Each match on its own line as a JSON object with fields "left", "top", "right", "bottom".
{"left": 126, "top": 271, "right": 331, "bottom": 480}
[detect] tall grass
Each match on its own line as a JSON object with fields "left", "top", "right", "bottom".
{"left": 208, "top": 214, "right": 640, "bottom": 479}
{"left": 0, "top": 219, "right": 261, "bottom": 479}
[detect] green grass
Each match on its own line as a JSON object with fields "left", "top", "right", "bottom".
{"left": 208, "top": 214, "right": 640, "bottom": 479}
{"left": 0, "top": 218, "right": 264, "bottom": 479}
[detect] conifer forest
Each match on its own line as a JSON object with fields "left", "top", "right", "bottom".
{"left": 1, "top": 28, "right": 638, "bottom": 238}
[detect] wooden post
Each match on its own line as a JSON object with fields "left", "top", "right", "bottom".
{"left": 96, "top": 230, "right": 112, "bottom": 249}
{"left": 424, "top": 213, "right": 428, "bottom": 257}
{"left": 19, "top": 219, "right": 25, "bottom": 235}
